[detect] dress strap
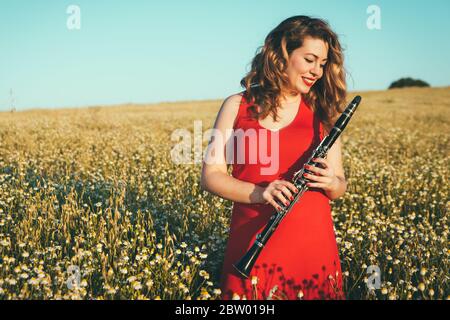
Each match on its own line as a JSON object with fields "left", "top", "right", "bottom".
{"left": 319, "top": 121, "right": 324, "bottom": 140}
{"left": 233, "top": 92, "right": 249, "bottom": 128}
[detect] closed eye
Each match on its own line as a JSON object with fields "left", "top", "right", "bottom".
{"left": 305, "top": 57, "right": 326, "bottom": 68}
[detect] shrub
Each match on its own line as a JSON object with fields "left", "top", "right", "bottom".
{"left": 389, "top": 77, "right": 430, "bottom": 89}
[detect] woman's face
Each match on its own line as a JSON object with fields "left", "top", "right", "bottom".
{"left": 284, "top": 36, "right": 329, "bottom": 94}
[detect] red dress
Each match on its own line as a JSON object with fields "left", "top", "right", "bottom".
{"left": 219, "top": 93, "right": 345, "bottom": 300}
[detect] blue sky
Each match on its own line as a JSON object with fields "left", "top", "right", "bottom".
{"left": 1, "top": 0, "right": 449, "bottom": 110}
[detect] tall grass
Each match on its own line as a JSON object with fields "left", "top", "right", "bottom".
{"left": 0, "top": 87, "right": 448, "bottom": 299}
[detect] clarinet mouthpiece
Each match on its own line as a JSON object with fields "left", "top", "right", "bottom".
{"left": 353, "top": 96, "right": 362, "bottom": 105}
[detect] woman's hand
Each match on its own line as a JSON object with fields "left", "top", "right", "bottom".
{"left": 257, "top": 180, "right": 299, "bottom": 210}
{"left": 302, "top": 157, "right": 340, "bottom": 192}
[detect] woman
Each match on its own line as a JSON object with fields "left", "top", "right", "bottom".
{"left": 201, "top": 15, "right": 348, "bottom": 300}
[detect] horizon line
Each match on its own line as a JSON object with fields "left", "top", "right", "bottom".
{"left": 2, "top": 85, "right": 449, "bottom": 114}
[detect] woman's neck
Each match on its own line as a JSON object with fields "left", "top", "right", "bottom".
{"left": 279, "top": 92, "right": 301, "bottom": 107}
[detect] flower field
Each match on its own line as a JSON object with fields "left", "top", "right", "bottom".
{"left": 0, "top": 87, "right": 448, "bottom": 299}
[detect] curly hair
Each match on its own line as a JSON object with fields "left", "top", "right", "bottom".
{"left": 240, "top": 15, "right": 347, "bottom": 133}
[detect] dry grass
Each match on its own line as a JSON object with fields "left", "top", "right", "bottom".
{"left": 0, "top": 86, "right": 448, "bottom": 299}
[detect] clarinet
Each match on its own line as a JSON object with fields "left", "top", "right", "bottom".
{"left": 232, "top": 96, "right": 362, "bottom": 279}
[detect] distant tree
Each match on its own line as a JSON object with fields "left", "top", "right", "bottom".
{"left": 388, "top": 77, "right": 430, "bottom": 89}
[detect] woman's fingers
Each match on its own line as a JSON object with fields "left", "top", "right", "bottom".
{"left": 303, "top": 172, "right": 327, "bottom": 183}
{"left": 306, "top": 182, "right": 327, "bottom": 189}
{"left": 278, "top": 180, "right": 298, "bottom": 194}
{"left": 262, "top": 189, "right": 286, "bottom": 210}
{"left": 268, "top": 198, "right": 282, "bottom": 211}
{"left": 264, "top": 179, "right": 301, "bottom": 211}
{"left": 304, "top": 164, "right": 327, "bottom": 176}
{"left": 275, "top": 181, "right": 300, "bottom": 206}
{"left": 278, "top": 185, "right": 293, "bottom": 200}
{"left": 312, "top": 157, "right": 329, "bottom": 168}
{"left": 274, "top": 189, "right": 290, "bottom": 206}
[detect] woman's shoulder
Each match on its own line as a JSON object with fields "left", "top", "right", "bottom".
{"left": 215, "top": 92, "right": 246, "bottom": 130}
{"left": 223, "top": 92, "right": 245, "bottom": 107}
{"left": 220, "top": 92, "right": 246, "bottom": 118}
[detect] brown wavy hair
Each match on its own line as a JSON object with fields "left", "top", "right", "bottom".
{"left": 240, "top": 15, "right": 347, "bottom": 133}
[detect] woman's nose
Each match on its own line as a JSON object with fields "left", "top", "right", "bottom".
{"left": 310, "top": 63, "right": 321, "bottom": 77}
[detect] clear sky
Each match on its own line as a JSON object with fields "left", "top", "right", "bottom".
{"left": 1, "top": 0, "right": 449, "bottom": 110}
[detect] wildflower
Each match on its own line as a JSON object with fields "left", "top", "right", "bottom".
{"left": 180, "top": 242, "right": 187, "bottom": 248}
{"left": 17, "top": 273, "right": 29, "bottom": 282}
{"left": 251, "top": 276, "right": 258, "bottom": 285}
{"left": 156, "top": 243, "right": 163, "bottom": 249}
{"left": 200, "top": 289, "right": 211, "bottom": 299}
{"left": 297, "top": 290, "right": 304, "bottom": 299}
{"left": 232, "top": 293, "right": 240, "bottom": 300}
{"left": 120, "top": 268, "right": 128, "bottom": 275}
{"left": 420, "top": 267, "right": 427, "bottom": 276}
{"left": 132, "top": 281, "right": 142, "bottom": 290}
{"left": 418, "top": 283, "right": 425, "bottom": 291}
{"left": 268, "top": 285, "right": 278, "bottom": 300}
{"left": 199, "top": 270, "right": 209, "bottom": 280}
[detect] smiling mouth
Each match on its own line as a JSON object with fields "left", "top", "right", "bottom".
{"left": 302, "top": 77, "right": 315, "bottom": 87}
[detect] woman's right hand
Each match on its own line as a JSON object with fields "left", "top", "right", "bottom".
{"left": 257, "top": 180, "right": 299, "bottom": 210}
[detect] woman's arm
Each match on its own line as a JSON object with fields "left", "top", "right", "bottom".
{"left": 303, "top": 135, "right": 348, "bottom": 201}
{"left": 323, "top": 136, "right": 348, "bottom": 200}
{"left": 200, "top": 94, "right": 265, "bottom": 204}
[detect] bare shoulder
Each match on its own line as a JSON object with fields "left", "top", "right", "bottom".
{"left": 214, "top": 93, "right": 244, "bottom": 129}
{"left": 221, "top": 93, "right": 244, "bottom": 114}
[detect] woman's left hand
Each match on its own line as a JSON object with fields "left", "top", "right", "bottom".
{"left": 302, "top": 157, "right": 340, "bottom": 192}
